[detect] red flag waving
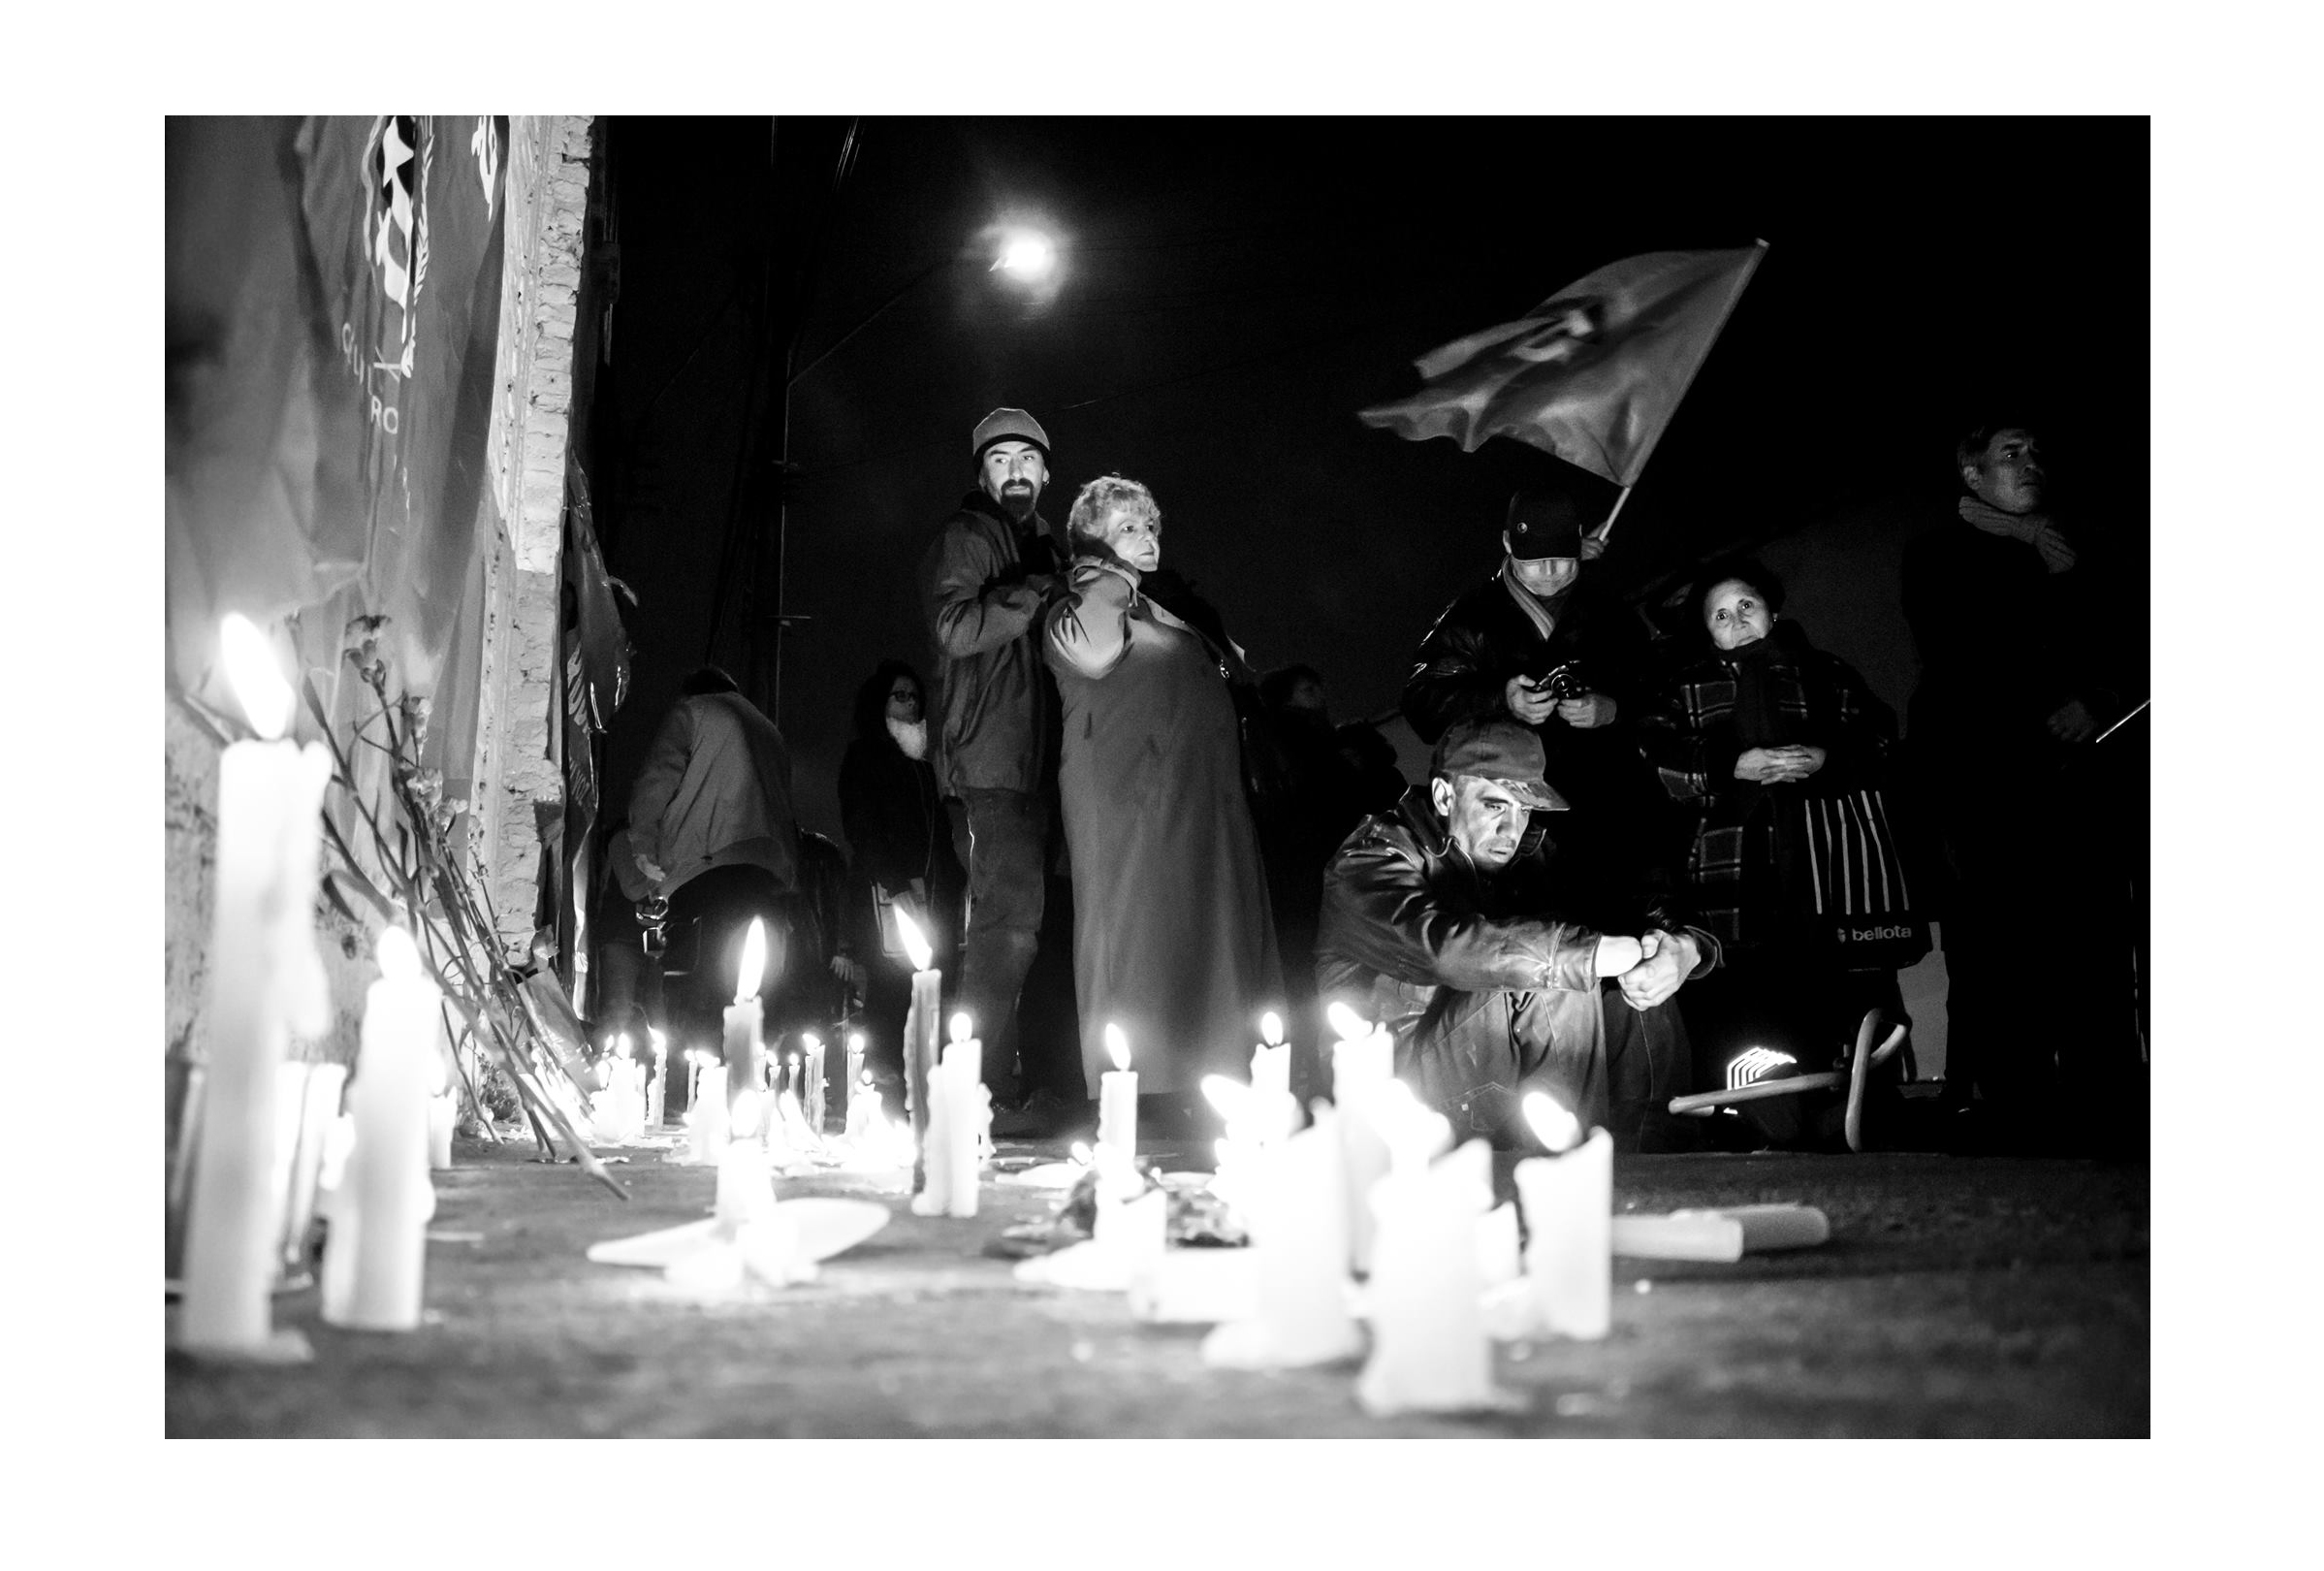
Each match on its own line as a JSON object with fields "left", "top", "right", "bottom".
{"left": 1358, "top": 243, "right": 1765, "bottom": 487}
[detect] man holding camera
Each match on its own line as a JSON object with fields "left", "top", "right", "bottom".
{"left": 1401, "top": 487, "right": 1662, "bottom": 845}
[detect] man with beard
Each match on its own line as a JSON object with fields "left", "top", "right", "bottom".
{"left": 918, "top": 409, "right": 1068, "bottom": 1114}
{"left": 1903, "top": 422, "right": 2141, "bottom": 1153}
{"left": 1316, "top": 720, "right": 1715, "bottom": 1147}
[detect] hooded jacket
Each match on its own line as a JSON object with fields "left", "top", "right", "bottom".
{"left": 626, "top": 690, "right": 798, "bottom": 897}
{"left": 917, "top": 488, "right": 1066, "bottom": 796}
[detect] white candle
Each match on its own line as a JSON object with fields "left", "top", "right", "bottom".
{"left": 1252, "top": 1010, "right": 1291, "bottom": 1106}
{"left": 180, "top": 615, "right": 334, "bottom": 1357}
{"left": 943, "top": 1014, "right": 984, "bottom": 1215}
{"left": 324, "top": 926, "right": 440, "bottom": 1331}
{"left": 645, "top": 1028, "right": 668, "bottom": 1130}
{"left": 722, "top": 920, "right": 768, "bottom": 1137}
{"left": 844, "top": 1032, "right": 866, "bottom": 1115}
{"left": 800, "top": 1033, "right": 828, "bottom": 1132}
{"left": 427, "top": 1089, "right": 456, "bottom": 1170}
{"left": 687, "top": 1063, "right": 730, "bottom": 1164}
{"left": 716, "top": 1091, "right": 776, "bottom": 1226}
{"left": 909, "top": 1052, "right": 953, "bottom": 1216}
{"left": 1327, "top": 1008, "right": 1395, "bottom": 1276}
{"left": 1098, "top": 1023, "right": 1137, "bottom": 1164}
{"left": 1354, "top": 1087, "right": 1513, "bottom": 1416}
{"left": 1513, "top": 1090, "right": 1611, "bottom": 1340}
{"left": 894, "top": 911, "right": 941, "bottom": 1196}
{"left": 1202, "top": 1102, "right": 1362, "bottom": 1369}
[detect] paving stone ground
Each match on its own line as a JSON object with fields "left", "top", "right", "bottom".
{"left": 164, "top": 1133, "right": 2149, "bottom": 1437}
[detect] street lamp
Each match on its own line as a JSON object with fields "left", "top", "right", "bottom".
{"left": 758, "top": 217, "right": 1066, "bottom": 719}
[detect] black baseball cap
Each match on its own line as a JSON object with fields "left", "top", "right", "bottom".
{"left": 1505, "top": 489, "right": 1586, "bottom": 560}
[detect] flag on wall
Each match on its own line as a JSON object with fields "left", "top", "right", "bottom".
{"left": 1357, "top": 243, "right": 1766, "bottom": 487}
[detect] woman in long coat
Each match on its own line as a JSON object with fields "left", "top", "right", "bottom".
{"left": 1043, "top": 475, "right": 1281, "bottom": 1110}
{"left": 1635, "top": 558, "right": 1917, "bottom": 1141}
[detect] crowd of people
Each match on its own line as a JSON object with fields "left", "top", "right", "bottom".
{"left": 589, "top": 406, "right": 2146, "bottom": 1160}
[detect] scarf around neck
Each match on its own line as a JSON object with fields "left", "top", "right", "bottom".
{"left": 1501, "top": 561, "right": 1574, "bottom": 643}
{"left": 1958, "top": 495, "right": 2077, "bottom": 575}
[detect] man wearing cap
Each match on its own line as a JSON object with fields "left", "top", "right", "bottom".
{"left": 917, "top": 409, "right": 1069, "bottom": 1112}
{"left": 1402, "top": 488, "right": 1657, "bottom": 825}
{"left": 1316, "top": 719, "right": 1716, "bottom": 1147}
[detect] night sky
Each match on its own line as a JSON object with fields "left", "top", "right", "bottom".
{"left": 587, "top": 116, "right": 2149, "bottom": 845}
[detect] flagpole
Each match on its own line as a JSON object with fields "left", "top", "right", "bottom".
{"left": 1588, "top": 239, "right": 1767, "bottom": 552}
{"left": 1591, "top": 485, "right": 1637, "bottom": 549}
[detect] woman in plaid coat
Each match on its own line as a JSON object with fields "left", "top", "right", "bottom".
{"left": 1635, "top": 559, "right": 1918, "bottom": 1140}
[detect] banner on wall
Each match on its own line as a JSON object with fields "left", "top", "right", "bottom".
{"left": 166, "top": 114, "right": 511, "bottom": 784}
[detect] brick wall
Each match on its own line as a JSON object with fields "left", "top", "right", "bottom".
{"left": 473, "top": 114, "right": 595, "bottom": 956}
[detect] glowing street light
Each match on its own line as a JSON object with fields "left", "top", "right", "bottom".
{"left": 991, "top": 228, "right": 1058, "bottom": 283}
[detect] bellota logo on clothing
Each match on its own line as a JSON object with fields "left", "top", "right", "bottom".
{"left": 1839, "top": 925, "right": 1917, "bottom": 943}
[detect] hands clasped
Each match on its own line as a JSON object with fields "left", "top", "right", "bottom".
{"left": 1592, "top": 929, "right": 1702, "bottom": 1010}
{"left": 1734, "top": 744, "right": 1826, "bottom": 784}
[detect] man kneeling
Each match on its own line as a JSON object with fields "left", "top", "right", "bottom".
{"left": 1316, "top": 719, "right": 1716, "bottom": 1148}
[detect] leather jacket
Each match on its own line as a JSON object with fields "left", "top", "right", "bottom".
{"left": 1316, "top": 786, "right": 1606, "bottom": 1116}
{"left": 918, "top": 490, "right": 1066, "bottom": 796}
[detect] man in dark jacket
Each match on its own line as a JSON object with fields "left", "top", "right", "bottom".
{"left": 1903, "top": 422, "right": 2141, "bottom": 1153}
{"left": 917, "top": 408, "right": 1067, "bottom": 1108}
{"left": 1400, "top": 488, "right": 1678, "bottom": 917}
{"left": 1317, "top": 720, "right": 1715, "bottom": 1149}
{"left": 627, "top": 666, "right": 799, "bottom": 1091}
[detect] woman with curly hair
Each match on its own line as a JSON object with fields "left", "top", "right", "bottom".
{"left": 1043, "top": 475, "right": 1280, "bottom": 1130}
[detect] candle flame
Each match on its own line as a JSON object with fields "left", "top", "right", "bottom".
{"left": 1259, "top": 1010, "right": 1284, "bottom": 1046}
{"left": 1104, "top": 1022, "right": 1131, "bottom": 1072}
{"left": 894, "top": 908, "right": 933, "bottom": 972}
{"left": 219, "top": 613, "right": 297, "bottom": 742}
{"left": 734, "top": 918, "right": 767, "bottom": 1002}
{"left": 375, "top": 924, "right": 422, "bottom": 983}
{"left": 1199, "top": 1074, "right": 1250, "bottom": 1119}
{"left": 649, "top": 1027, "right": 667, "bottom": 1055}
{"left": 618, "top": 1031, "right": 634, "bottom": 1061}
{"left": 802, "top": 1032, "right": 822, "bottom": 1050}
{"left": 949, "top": 1011, "right": 973, "bottom": 1044}
{"left": 1325, "top": 1001, "right": 1371, "bottom": 1043}
{"left": 847, "top": 1031, "right": 865, "bottom": 1051}
{"left": 1521, "top": 1089, "right": 1582, "bottom": 1153}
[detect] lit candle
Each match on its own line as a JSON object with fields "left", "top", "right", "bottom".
{"left": 1202, "top": 1101, "right": 1362, "bottom": 1369}
{"left": 894, "top": 911, "right": 941, "bottom": 1197}
{"left": 723, "top": 920, "right": 768, "bottom": 1136}
{"left": 1098, "top": 1023, "right": 1137, "bottom": 1165}
{"left": 323, "top": 926, "right": 440, "bottom": 1331}
{"left": 686, "top": 1060, "right": 730, "bottom": 1164}
{"left": 1354, "top": 1083, "right": 1514, "bottom": 1416}
{"left": 179, "top": 615, "right": 334, "bottom": 1358}
{"left": 1253, "top": 1010, "right": 1290, "bottom": 1104}
{"left": 942, "top": 1013, "right": 985, "bottom": 1215}
{"left": 646, "top": 1028, "right": 668, "bottom": 1130}
{"left": 1327, "top": 1004, "right": 1394, "bottom": 1277}
{"left": 1513, "top": 1090, "right": 1612, "bottom": 1340}
{"left": 716, "top": 1090, "right": 776, "bottom": 1226}
{"left": 844, "top": 1070, "right": 882, "bottom": 1144}
{"left": 800, "top": 1033, "right": 828, "bottom": 1132}
{"left": 912, "top": 1012, "right": 986, "bottom": 1217}
{"left": 591, "top": 1033, "right": 636, "bottom": 1144}
{"left": 844, "top": 1031, "right": 867, "bottom": 1121}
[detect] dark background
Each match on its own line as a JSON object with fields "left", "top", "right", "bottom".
{"left": 583, "top": 116, "right": 2149, "bottom": 846}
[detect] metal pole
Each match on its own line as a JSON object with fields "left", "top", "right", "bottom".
{"left": 1591, "top": 485, "right": 1636, "bottom": 547}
